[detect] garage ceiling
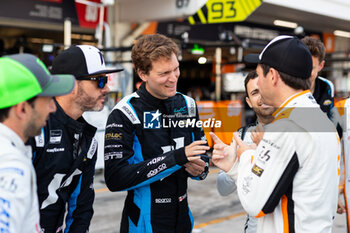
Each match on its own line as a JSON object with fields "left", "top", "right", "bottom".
{"left": 245, "top": 2, "right": 350, "bottom": 34}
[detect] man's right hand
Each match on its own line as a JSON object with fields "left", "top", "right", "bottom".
{"left": 184, "top": 140, "right": 210, "bottom": 161}
{"left": 184, "top": 159, "right": 206, "bottom": 176}
{"left": 233, "top": 132, "right": 256, "bottom": 160}
{"left": 251, "top": 123, "right": 264, "bottom": 145}
{"left": 210, "top": 132, "right": 237, "bottom": 172}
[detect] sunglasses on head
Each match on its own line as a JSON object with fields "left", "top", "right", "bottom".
{"left": 76, "top": 75, "right": 108, "bottom": 89}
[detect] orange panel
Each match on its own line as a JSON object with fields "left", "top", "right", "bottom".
{"left": 141, "top": 22, "right": 158, "bottom": 35}
{"left": 323, "top": 32, "right": 335, "bottom": 53}
{"left": 197, "top": 100, "right": 242, "bottom": 146}
{"left": 335, "top": 98, "right": 347, "bottom": 117}
{"left": 197, "top": 101, "right": 216, "bottom": 147}
{"left": 222, "top": 64, "right": 235, "bottom": 73}
{"left": 213, "top": 100, "right": 242, "bottom": 145}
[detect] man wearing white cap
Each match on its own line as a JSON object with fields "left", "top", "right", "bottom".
{"left": 0, "top": 53, "right": 75, "bottom": 233}
{"left": 210, "top": 35, "right": 340, "bottom": 233}
{"left": 28, "top": 45, "right": 123, "bottom": 233}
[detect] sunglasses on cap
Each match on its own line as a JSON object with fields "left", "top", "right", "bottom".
{"left": 76, "top": 75, "right": 108, "bottom": 89}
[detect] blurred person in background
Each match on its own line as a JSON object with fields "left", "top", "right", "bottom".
{"left": 302, "top": 36, "right": 348, "bottom": 216}
{"left": 301, "top": 36, "right": 335, "bottom": 119}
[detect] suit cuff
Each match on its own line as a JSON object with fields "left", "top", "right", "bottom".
{"left": 174, "top": 147, "right": 188, "bottom": 165}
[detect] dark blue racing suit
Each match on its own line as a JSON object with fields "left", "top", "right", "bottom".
{"left": 313, "top": 76, "right": 334, "bottom": 119}
{"left": 104, "top": 83, "right": 209, "bottom": 233}
{"left": 29, "top": 100, "right": 97, "bottom": 233}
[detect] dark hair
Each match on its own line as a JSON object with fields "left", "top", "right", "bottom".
{"left": 301, "top": 36, "right": 325, "bottom": 63}
{"left": 0, "top": 107, "right": 10, "bottom": 122}
{"left": 131, "top": 33, "right": 179, "bottom": 75}
{"left": 260, "top": 64, "right": 310, "bottom": 90}
{"left": 26, "top": 96, "right": 37, "bottom": 108}
{"left": 244, "top": 70, "right": 258, "bottom": 97}
{"left": 0, "top": 96, "right": 37, "bottom": 122}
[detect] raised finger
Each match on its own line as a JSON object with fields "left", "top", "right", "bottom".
{"left": 209, "top": 132, "right": 223, "bottom": 144}
{"left": 233, "top": 132, "right": 244, "bottom": 146}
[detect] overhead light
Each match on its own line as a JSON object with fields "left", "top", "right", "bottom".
{"left": 42, "top": 44, "right": 54, "bottom": 53}
{"left": 334, "top": 30, "right": 350, "bottom": 38}
{"left": 294, "top": 26, "right": 304, "bottom": 35}
{"left": 198, "top": 57, "right": 207, "bottom": 64}
{"left": 273, "top": 20, "right": 298, "bottom": 29}
{"left": 191, "top": 44, "right": 204, "bottom": 55}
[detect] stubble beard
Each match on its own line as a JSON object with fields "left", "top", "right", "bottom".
{"left": 76, "top": 83, "right": 104, "bottom": 112}
{"left": 24, "top": 115, "right": 44, "bottom": 139}
{"left": 254, "top": 107, "right": 275, "bottom": 122}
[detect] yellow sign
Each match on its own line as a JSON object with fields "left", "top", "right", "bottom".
{"left": 188, "top": 0, "right": 262, "bottom": 24}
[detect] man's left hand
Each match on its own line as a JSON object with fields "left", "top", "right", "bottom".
{"left": 184, "top": 159, "right": 206, "bottom": 176}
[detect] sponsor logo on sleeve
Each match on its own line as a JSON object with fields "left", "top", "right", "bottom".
{"left": 147, "top": 156, "right": 165, "bottom": 166}
{"left": 104, "top": 152, "right": 123, "bottom": 160}
{"left": 257, "top": 146, "right": 271, "bottom": 164}
{"left": 323, "top": 99, "right": 332, "bottom": 106}
{"left": 0, "top": 176, "right": 18, "bottom": 193}
{"left": 155, "top": 198, "right": 172, "bottom": 204}
{"left": 106, "top": 123, "right": 123, "bottom": 129}
{"left": 178, "top": 193, "right": 187, "bottom": 202}
{"left": 122, "top": 106, "right": 138, "bottom": 123}
{"left": 174, "top": 106, "right": 187, "bottom": 115}
{"left": 105, "top": 144, "right": 123, "bottom": 149}
{"left": 46, "top": 148, "right": 65, "bottom": 153}
{"left": 261, "top": 138, "right": 280, "bottom": 150}
{"left": 251, "top": 164, "right": 264, "bottom": 177}
{"left": 105, "top": 133, "right": 122, "bottom": 140}
{"left": 87, "top": 138, "right": 98, "bottom": 159}
{"left": 257, "top": 140, "right": 280, "bottom": 165}
{"left": 147, "top": 163, "right": 167, "bottom": 178}
{"left": 49, "top": 130, "right": 63, "bottom": 144}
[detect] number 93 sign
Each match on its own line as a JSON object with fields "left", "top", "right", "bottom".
{"left": 189, "top": 0, "right": 262, "bottom": 24}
